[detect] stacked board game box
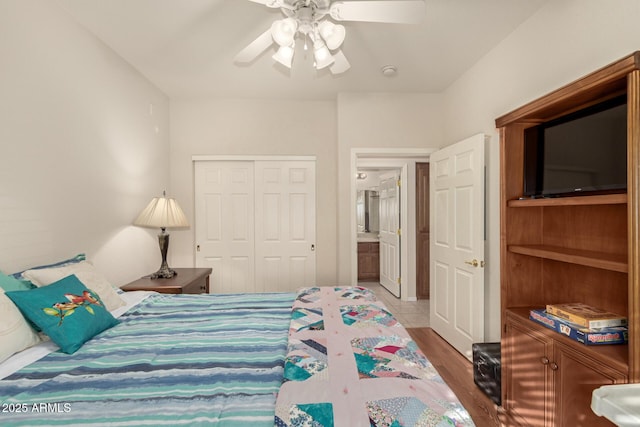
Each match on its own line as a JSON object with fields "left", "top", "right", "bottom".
{"left": 545, "top": 302, "right": 627, "bottom": 329}
{"left": 529, "top": 309, "right": 628, "bottom": 346}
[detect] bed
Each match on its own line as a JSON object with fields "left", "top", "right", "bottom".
{"left": 0, "top": 259, "right": 474, "bottom": 426}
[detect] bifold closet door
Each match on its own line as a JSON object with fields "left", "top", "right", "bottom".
{"left": 194, "top": 161, "right": 255, "bottom": 293}
{"left": 254, "top": 161, "right": 316, "bottom": 292}
{"left": 195, "top": 159, "right": 316, "bottom": 293}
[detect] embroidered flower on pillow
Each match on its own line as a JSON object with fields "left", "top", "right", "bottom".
{"left": 43, "top": 290, "right": 103, "bottom": 326}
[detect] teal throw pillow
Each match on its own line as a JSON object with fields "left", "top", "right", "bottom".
{"left": 5, "top": 274, "right": 119, "bottom": 354}
{"left": 0, "top": 271, "right": 33, "bottom": 291}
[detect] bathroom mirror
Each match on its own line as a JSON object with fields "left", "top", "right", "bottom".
{"left": 356, "top": 190, "right": 379, "bottom": 233}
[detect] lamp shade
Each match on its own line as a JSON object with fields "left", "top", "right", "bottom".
{"left": 273, "top": 44, "right": 295, "bottom": 68}
{"left": 134, "top": 195, "right": 189, "bottom": 229}
{"left": 318, "top": 21, "right": 346, "bottom": 50}
{"left": 314, "top": 41, "right": 334, "bottom": 69}
{"left": 271, "top": 18, "right": 298, "bottom": 47}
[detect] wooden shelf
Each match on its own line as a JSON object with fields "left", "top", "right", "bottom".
{"left": 508, "top": 193, "right": 627, "bottom": 208}
{"left": 498, "top": 53, "right": 640, "bottom": 425}
{"left": 507, "top": 308, "right": 629, "bottom": 374}
{"left": 508, "top": 245, "right": 628, "bottom": 273}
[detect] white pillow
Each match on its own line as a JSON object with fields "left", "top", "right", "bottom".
{"left": 23, "top": 261, "right": 126, "bottom": 312}
{"left": 0, "top": 288, "right": 41, "bottom": 363}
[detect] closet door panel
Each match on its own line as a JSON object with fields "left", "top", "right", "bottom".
{"left": 255, "top": 161, "right": 316, "bottom": 292}
{"left": 195, "top": 161, "right": 255, "bottom": 293}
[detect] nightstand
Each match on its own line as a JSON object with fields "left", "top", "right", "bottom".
{"left": 120, "top": 268, "right": 212, "bottom": 294}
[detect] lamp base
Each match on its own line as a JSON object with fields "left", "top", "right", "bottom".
{"left": 148, "top": 229, "right": 177, "bottom": 279}
{"left": 149, "top": 262, "right": 177, "bottom": 279}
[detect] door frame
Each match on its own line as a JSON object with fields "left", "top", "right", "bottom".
{"left": 350, "top": 148, "right": 434, "bottom": 301}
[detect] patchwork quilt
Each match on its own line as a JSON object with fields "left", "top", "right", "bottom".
{"left": 275, "top": 287, "right": 475, "bottom": 427}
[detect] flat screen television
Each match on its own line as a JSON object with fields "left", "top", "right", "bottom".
{"left": 523, "top": 95, "right": 627, "bottom": 197}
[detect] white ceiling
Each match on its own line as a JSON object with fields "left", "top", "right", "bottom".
{"left": 55, "top": 0, "right": 547, "bottom": 100}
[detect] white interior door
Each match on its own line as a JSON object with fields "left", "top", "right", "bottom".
{"left": 194, "top": 161, "right": 255, "bottom": 293}
{"left": 254, "top": 161, "right": 316, "bottom": 292}
{"left": 195, "top": 158, "right": 316, "bottom": 294}
{"left": 430, "top": 134, "right": 485, "bottom": 359}
{"left": 379, "top": 172, "right": 401, "bottom": 297}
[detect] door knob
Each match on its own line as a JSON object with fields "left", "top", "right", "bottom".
{"left": 464, "top": 259, "right": 479, "bottom": 267}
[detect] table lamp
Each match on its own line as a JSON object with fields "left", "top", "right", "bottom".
{"left": 134, "top": 191, "right": 189, "bottom": 279}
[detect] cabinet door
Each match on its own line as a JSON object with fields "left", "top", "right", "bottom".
{"left": 357, "top": 242, "right": 380, "bottom": 281}
{"left": 357, "top": 243, "right": 370, "bottom": 280}
{"left": 554, "top": 342, "right": 624, "bottom": 427}
{"left": 505, "top": 317, "right": 553, "bottom": 426}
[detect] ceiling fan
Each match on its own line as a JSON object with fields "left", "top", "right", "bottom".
{"left": 234, "top": 0, "right": 426, "bottom": 75}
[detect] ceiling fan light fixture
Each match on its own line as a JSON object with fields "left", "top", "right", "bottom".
{"left": 273, "top": 43, "right": 295, "bottom": 68}
{"left": 271, "top": 18, "right": 298, "bottom": 46}
{"left": 313, "top": 42, "right": 334, "bottom": 69}
{"left": 318, "top": 20, "right": 346, "bottom": 50}
{"left": 239, "top": 0, "right": 426, "bottom": 74}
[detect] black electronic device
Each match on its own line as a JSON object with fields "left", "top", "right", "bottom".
{"left": 523, "top": 95, "right": 627, "bottom": 197}
{"left": 472, "top": 342, "right": 501, "bottom": 406}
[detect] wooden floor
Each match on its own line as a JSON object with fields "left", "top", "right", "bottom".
{"left": 407, "top": 327, "right": 503, "bottom": 427}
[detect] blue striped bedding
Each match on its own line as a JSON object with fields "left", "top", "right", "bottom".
{"left": 0, "top": 292, "right": 295, "bottom": 426}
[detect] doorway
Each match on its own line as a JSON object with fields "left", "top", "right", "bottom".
{"left": 350, "top": 148, "right": 434, "bottom": 301}
{"left": 356, "top": 168, "right": 402, "bottom": 296}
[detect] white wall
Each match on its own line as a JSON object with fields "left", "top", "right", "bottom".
{"left": 9, "top": 0, "right": 634, "bottom": 322}
{"left": 442, "top": 0, "right": 640, "bottom": 341}
{"left": 0, "top": 0, "right": 170, "bottom": 285}
{"left": 170, "top": 94, "right": 442, "bottom": 289}
{"left": 336, "top": 93, "right": 444, "bottom": 284}
{"left": 169, "top": 98, "right": 338, "bottom": 285}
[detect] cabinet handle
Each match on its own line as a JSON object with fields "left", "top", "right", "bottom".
{"left": 540, "top": 356, "right": 549, "bottom": 365}
{"left": 550, "top": 362, "right": 558, "bottom": 371}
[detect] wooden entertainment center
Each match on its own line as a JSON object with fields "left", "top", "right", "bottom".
{"left": 496, "top": 52, "right": 640, "bottom": 425}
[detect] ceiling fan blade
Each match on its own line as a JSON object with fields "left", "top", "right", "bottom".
{"left": 329, "top": 0, "right": 425, "bottom": 24}
{"left": 247, "top": 0, "right": 284, "bottom": 8}
{"left": 330, "top": 50, "right": 351, "bottom": 75}
{"left": 234, "top": 28, "right": 274, "bottom": 64}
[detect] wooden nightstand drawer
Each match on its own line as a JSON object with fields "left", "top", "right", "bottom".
{"left": 181, "top": 277, "right": 209, "bottom": 294}
{"left": 121, "top": 268, "right": 212, "bottom": 294}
